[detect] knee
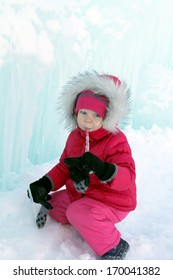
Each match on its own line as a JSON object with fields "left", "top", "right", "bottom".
{"left": 66, "top": 199, "right": 85, "bottom": 224}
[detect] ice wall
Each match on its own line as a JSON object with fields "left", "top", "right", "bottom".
{"left": 0, "top": 0, "right": 173, "bottom": 190}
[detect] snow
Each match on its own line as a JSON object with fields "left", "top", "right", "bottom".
{"left": 0, "top": 0, "right": 173, "bottom": 262}
{"left": 0, "top": 125, "right": 173, "bottom": 260}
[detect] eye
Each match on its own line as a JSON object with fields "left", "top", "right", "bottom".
{"left": 79, "top": 110, "right": 87, "bottom": 115}
{"left": 94, "top": 113, "right": 101, "bottom": 118}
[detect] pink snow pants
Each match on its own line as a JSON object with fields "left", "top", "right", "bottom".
{"left": 49, "top": 189, "right": 129, "bottom": 256}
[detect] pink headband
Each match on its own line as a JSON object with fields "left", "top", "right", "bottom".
{"left": 75, "top": 90, "right": 109, "bottom": 119}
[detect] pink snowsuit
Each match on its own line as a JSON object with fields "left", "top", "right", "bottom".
{"left": 46, "top": 127, "right": 136, "bottom": 256}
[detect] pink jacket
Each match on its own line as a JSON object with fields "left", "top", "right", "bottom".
{"left": 47, "top": 127, "right": 136, "bottom": 212}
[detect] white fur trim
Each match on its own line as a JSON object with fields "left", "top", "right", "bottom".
{"left": 57, "top": 71, "right": 131, "bottom": 133}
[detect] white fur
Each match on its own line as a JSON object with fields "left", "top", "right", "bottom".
{"left": 57, "top": 71, "right": 131, "bottom": 133}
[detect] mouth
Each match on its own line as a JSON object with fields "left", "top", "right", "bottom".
{"left": 84, "top": 127, "right": 92, "bottom": 132}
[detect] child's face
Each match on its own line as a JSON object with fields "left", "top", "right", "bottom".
{"left": 77, "top": 109, "right": 103, "bottom": 132}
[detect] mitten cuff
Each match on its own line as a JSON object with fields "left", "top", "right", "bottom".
{"left": 99, "top": 163, "right": 118, "bottom": 182}
{"left": 39, "top": 176, "right": 53, "bottom": 192}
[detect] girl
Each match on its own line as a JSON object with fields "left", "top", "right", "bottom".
{"left": 29, "top": 71, "right": 137, "bottom": 260}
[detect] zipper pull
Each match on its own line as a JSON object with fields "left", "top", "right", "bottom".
{"left": 85, "top": 131, "right": 90, "bottom": 152}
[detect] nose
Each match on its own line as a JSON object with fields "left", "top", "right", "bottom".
{"left": 85, "top": 114, "right": 93, "bottom": 123}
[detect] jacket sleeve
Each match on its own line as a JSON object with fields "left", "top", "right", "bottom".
{"left": 103, "top": 136, "right": 136, "bottom": 191}
{"left": 46, "top": 148, "right": 69, "bottom": 191}
{"left": 45, "top": 129, "right": 78, "bottom": 191}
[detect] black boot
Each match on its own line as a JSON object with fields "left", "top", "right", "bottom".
{"left": 101, "top": 238, "right": 130, "bottom": 260}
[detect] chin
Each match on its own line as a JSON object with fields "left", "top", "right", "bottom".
{"left": 84, "top": 128, "right": 92, "bottom": 132}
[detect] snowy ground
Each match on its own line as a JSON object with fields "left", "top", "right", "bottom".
{"left": 0, "top": 126, "right": 173, "bottom": 260}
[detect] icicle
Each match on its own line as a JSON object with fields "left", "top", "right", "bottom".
{"left": 85, "top": 131, "right": 90, "bottom": 152}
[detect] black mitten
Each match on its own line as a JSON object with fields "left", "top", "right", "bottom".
{"left": 81, "top": 152, "right": 116, "bottom": 181}
{"left": 64, "top": 157, "right": 90, "bottom": 193}
{"left": 28, "top": 176, "right": 53, "bottom": 210}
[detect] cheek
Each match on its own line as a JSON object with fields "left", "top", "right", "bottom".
{"left": 94, "top": 119, "right": 103, "bottom": 129}
{"left": 76, "top": 115, "right": 81, "bottom": 123}
{"left": 76, "top": 115, "right": 84, "bottom": 128}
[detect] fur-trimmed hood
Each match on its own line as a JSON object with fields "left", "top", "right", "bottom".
{"left": 57, "top": 71, "right": 131, "bottom": 133}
